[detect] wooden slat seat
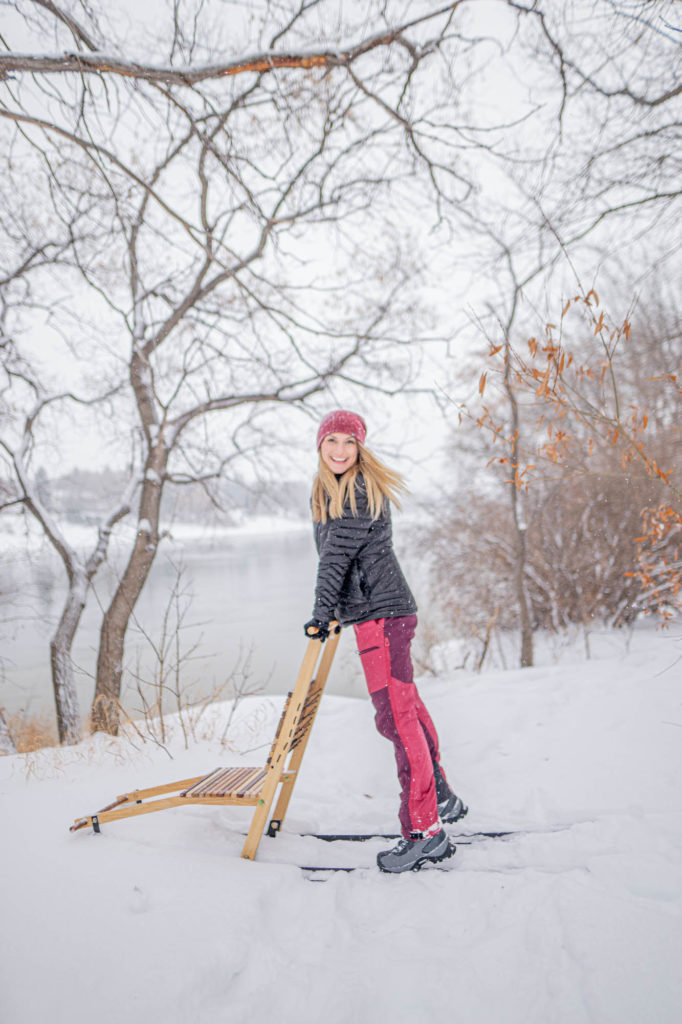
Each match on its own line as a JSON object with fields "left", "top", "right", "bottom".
{"left": 181, "top": 767, "right": 268, "bottom": 800}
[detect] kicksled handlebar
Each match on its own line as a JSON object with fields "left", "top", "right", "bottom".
{"left": 306, "top": 620, "right": 341, "bottom": 638}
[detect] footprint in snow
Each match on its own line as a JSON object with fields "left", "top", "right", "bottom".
{"left": 128, "top": 885, "right": 150, "bottom": 914}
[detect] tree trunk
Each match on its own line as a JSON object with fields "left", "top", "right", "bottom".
{"left": 504, "top": 339, "right": 534, "bottom": 668}
{"left": 0, "top": 707, "right": 17, "bottom": 755}
{"left": 49, "top": 568, "right": 88, "bottom": 744}
{"left": 513, "top": 518, "right": 534, "bottom": 668}
{"left": 92, "top": 450, "right": 165, "bottom": 734}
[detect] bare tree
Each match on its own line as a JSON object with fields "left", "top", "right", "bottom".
{"left": 1, "top": 230, "right": 136, "bottom": 741}
{"left": 0, "top": 392, "right": 137, "bottom": 743}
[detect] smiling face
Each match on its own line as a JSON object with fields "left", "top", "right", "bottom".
{"left": 320, "top": 432, "right": 359, "bottom": 474}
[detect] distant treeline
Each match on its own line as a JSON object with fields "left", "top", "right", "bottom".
{"left": 35, "top": 468, "right": 310, "bottom": 525}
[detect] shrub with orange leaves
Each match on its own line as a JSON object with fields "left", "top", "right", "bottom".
{"left": 627, "top": 505, "right": 682, "bottom": 624}
{"left": 467, "top": 290, "right": 681, "bottom": 626}
{"left": 500, "top": 292, "right": 681, "bottom": 497}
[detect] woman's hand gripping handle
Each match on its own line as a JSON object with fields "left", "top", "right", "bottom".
{"left": 303, "top": 618, "right": 341, "bottom": 642}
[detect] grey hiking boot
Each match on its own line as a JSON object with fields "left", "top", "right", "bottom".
{"left": 377, "top": 828, "right": 456, "bottom": 873}
{"left": 438, "top": 792, "right": 468, "bottom": 824}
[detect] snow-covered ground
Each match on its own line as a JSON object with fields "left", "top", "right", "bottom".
{"left": 2, "top": 625, "right": 681, "bottom": 1024}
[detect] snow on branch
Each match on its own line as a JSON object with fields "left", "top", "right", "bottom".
{"left": 0, "top": 3, "right": 461, "bottom": 85}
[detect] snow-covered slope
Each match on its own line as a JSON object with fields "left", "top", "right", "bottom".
{"left": 2, "top": 627, "right": 681, "bottom": 1024}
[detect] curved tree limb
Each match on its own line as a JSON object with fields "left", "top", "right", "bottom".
{"left": 0, "top": 2, "right": 463, "bottom": 84}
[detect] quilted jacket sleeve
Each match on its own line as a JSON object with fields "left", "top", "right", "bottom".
{"left": 312, "top": 483, "right": 373, "bottom": 622}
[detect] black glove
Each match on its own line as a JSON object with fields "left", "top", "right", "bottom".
{"left": 304, "top": 617, "right": 330, "bottom": 642}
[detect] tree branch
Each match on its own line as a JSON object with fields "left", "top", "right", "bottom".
{"left": 0, "top": 3, "right": 463, "bottom": 84}
{"left": 29, "top": 0, "right": 100, "bottom": 52}
{"left": 0, "top": 107, "right": 201, "bottom": 241}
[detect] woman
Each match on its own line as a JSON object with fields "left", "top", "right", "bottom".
{"left": 304, "top": 409, "right": 467, "bottom": 873}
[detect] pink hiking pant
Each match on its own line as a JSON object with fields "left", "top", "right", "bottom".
{"left": 353, "top": 615, "right": 450, "bottom": 838}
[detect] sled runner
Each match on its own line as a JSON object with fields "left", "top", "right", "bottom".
{"left": 70, "top": 625, "right": 341, "bottom": 861}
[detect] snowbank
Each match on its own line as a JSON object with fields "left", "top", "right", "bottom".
{"left": 1, "top": 629, "right": 681, "bottom": 1024}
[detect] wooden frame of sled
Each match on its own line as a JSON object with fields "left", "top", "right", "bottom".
{"left": 70, "top": 626, "right": 341, "bottom": 861}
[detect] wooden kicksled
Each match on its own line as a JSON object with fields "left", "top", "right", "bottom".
{"left": 70, "top": 625, "right": 341, "bottom": 861}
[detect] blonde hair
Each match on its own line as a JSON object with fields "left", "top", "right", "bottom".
{"left": 311, "top": 441, "right": 408, "bottom": 523}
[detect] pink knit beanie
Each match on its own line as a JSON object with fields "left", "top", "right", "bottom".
{"left": 316, "top": 410, "right": 367, "bottom": 449}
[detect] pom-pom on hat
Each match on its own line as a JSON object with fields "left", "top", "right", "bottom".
{"left": 316, "top": 410, "right": 367, "bottom": 449}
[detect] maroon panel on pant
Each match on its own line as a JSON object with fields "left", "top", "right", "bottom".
{"left": 384, "top": 614, "right": 417, "bottom": 684}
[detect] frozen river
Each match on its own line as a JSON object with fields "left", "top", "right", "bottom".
{"left": 0, "top": 520, "right": 378, "bottom": 726}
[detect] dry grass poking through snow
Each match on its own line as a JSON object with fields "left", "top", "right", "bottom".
{"left": 5, "top": 711, "right": 59, "bottom": 753}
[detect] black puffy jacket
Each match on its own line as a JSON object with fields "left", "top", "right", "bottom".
{"left": 312, "top": 475, "right": 417, "bottom": 626}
